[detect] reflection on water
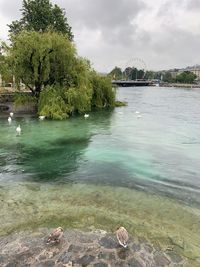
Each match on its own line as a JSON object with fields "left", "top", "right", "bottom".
{"left": 0, "top": 87, "right": 200, "bottom": 265}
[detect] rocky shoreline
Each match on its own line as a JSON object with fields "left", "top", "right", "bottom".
{"left": 0, "top": 228, "right": 188, "bottom": 267}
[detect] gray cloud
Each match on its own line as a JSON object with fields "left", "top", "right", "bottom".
{"left": 0, "top": 0, "right": 21, "bottom": 19}
{"left": 56, "top": 0, "right": 145, "bottom": 28}
{"left": 186, "top": 0, "right": 200, "bottom": 10}
{"left": 0, "top": 0, "right": 200, "bottom": 72}
{"left": 55, "top": 0, "right": 146, "bottom": 45}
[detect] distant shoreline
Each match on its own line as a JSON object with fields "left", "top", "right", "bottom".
{"left": 159, "top": 83, "right": 200, "bottom": 89}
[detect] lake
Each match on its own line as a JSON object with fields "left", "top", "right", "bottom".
{"left": 0, "top": 86, "right": 200, "bottom": 263}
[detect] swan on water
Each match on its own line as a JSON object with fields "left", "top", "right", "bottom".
{"left": 10, "top": 112, "right": 14, "bottom": 117}
{"left": 16, "top": 125, "right": 21, "bottom": 134}
{"left": 84, "top": 114, "right": 89, "bottom": 118}
{"left": 135, "top": 111, "right": 140, "bottom": 114}
{"left": 39, "top": 115, "right": 45, "bottom": 120}
{"left": 8, "top": 117, "right": 12, "bottom": 123}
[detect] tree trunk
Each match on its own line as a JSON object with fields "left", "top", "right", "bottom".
{"left": 34, "top": 82, "right": 42, "bottom": 99}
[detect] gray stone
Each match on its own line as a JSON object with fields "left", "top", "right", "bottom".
{"left": 36, "top": 260, "right": 55, "bottom": 267}
{"left": 98, "top": 251, "right": 115, "bottom": 261}
{"left": 154, "top": 252, "right": 170, "bottom": 267}
{"left": 99, "top": 236, "right": 118, "bottom": 249}
{"left": 57, "top": 251, "right": 72, "bottom": 264}
{"left": 55, "top": 264, "right": 64, "bottom": 267}
{"left": 115, "top": 262, "right": 127, "bottom": 267}
{"left": 0, "top": 254, "right": 6, "bottom": 264}
{"left": 143, "top": 244, "right": 153, "bottom": 253}
{"left": 39, "top": 255, "right": 47, "bottom": 261}
{"left": 68, "top": 244, "right": 82, "bottom": 253}
{"left": 167, "top": 251, "right": 182, "bottom": 263}
{"left": 77, "top": 255, "right": 95, "bottom": 266}
{"left": 5, "top": 263, "right": 17, "bottom": 267}
{"left": 132, "top": 243, "right": 141, "bottom": 252}
{"left": 79, "top": 236, "right": 94, "bottom": 244}
{"left": 93, "top": 263, "right": 108, "bottom": 267}
{"left": 117, "top": 248, "right": 130, "bottom": 260}
{"left": 128, "top": 258, "right": 143, "bottom": 267}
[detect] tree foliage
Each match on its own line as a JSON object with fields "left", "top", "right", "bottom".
{"left": 90, "top": 72, "right": 115, "bottom": 109}
{"left": 109, "top": 67, "right": 123, "bottom": 80}
{"left": 8, "top": 0, "right": 73, "bottom": 41}
{"left": 123, "top": 67, "right": 145, "bottom": 80}
{"left": 109, "top": 66, "right": 146, "bottom": 80}
{"left": 2, "top": 30, "right": 115, "bottom": 119}
{"left": 38, "top": 74, "right": 115, "bottom": 120}
{"left": 38, "top": 86, "right": 69, "bottom": 120}
{"left": 6, "top": 31, "right": 76, "bottom": 97}
{"left": 175, "top": 71, "right": 197, "bottom": 84}
{"left": 0, "top": 44, "right": 13, "bottom": 82}
{"left": 162, "top": 72, "right": 174, "bottom": 82}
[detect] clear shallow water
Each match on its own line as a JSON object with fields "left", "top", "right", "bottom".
{"left": 1, "top": 87, "right": 200, "bottom": 205}
{"left": 0, "top": 87, "right": 200, "bottom": 264}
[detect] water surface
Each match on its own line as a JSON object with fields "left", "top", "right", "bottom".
{"left": 0, "top": 86, "right": 200, "bottom": 265}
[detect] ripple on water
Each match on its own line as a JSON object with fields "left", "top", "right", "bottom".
{"left": 0, "top": 87, "right": 200, "bottom": 266}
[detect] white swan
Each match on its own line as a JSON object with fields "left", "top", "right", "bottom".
{"left": 39, "top": 115, "right": 45, "bottom": 120}
{"left": 84, "top": 114, "right": 89, "bottom": 118}
{"left": 16, "top": 125, "right": 21, "bottom": 134}
{"left": 8, "top": 117, "right": 12, "bottom": 123}
{"left": 137, "top": 114, "right": 142, "bottom": 119}
{"left": 135, "top": 111, "right": 140, "bottom": 114}
{"left": 10, "top": 112, "right": 14, "bottom": 117}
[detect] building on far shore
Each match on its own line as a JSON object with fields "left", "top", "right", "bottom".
{"left": 186, "top": 67, "right": 200, "bottom": 79}
{"left": 169, "top": 69, "right": 179, "bottom": 79}
{"left": 168, "top": 65, "right": 200, "bottom": 81}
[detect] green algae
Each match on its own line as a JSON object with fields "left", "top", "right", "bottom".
{"left": 0, "top": 182, "right": 199, "bottom": 266}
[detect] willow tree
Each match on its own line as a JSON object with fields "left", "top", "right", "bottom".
{"left": 38, "top": 57, "right": 94, "bottom": 119}
{"left": 7, "top": 31, "right": 76, "bottom": 97}
{"left": 3, "top": 30, "right": 116, "bottom": 119}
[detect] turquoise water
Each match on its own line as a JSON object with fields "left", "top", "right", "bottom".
{"left": 0, "top": 87, "right": 200, "bottom": 265}
{"left": 1, "top": 87, "right": 200, "bottom": 205}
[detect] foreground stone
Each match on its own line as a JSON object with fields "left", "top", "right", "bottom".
{"left": 0, "top": 229, "right": 188, "bottom": 267}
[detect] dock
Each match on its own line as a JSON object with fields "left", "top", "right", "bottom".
{"left": 112, "top": 80, "right": 151, "bottom": 87}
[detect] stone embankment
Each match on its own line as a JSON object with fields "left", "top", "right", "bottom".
{"left": 0, "top": 91, "right": 36, "bottom": 113}
{"left": 0, "top": 229, "right": 188, "bottom": 267}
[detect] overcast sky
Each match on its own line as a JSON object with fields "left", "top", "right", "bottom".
{"left": 0, "top": 0, "right": 200, "bottom": 72}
